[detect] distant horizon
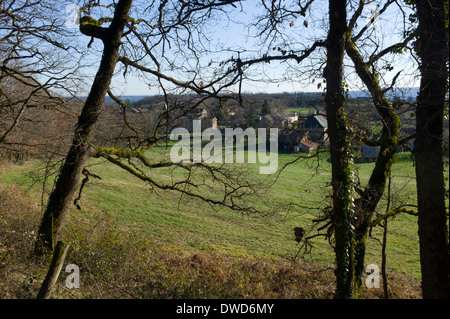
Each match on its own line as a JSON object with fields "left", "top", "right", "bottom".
{"left": 90, "top": 86, "right": 420, "bottom": 100}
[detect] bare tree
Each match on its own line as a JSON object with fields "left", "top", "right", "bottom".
{"left": 317, "top": 0, "right": 357, "bottom": 299}
{"left": 232, "top": 0, "right": 420, "bottom": 298}
{"left": 1, "top": 0, "right": 85, "bottom": 157}
{"left": 34, "top": 0, "right": 135, "bottom": 255}
{"left": 34, "top": 0, "right": 271, "bottom": 255}
{"left": 6, "top": 0, "right": 433, "bottom": 300}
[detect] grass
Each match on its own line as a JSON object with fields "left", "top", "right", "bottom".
{"left": 0, "top": 147, "right": 423, "bottom": 279}
{"left": 2, "top": 136, "right": 438, "bottom": 299}
{"left": 0, "top": 181, "right": 421, "bottom": 299}
{"left": 283, "top": 107, "right": 316, "bottom": 116}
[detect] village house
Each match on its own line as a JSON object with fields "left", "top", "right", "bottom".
{"left": 278, "top": 130, "right": 304, "bottom": 152}
{"left": 257, "top": 113, "right": 289, "bottom": 129}
{"left": 361, "top": 144, "right": 380, "bottom": 160}
{"left": 177, "top": 106, "right": 217, "bottom": 131}
{"left": 216, "top": 107, "right": 241, "bottom": 128}
{"left": 286, "top": 112, "right": 299, "bottom": 123}
{"left": 301, "top": 112, "right": 328, "bottom": 144}
{"left": 278, "top": 111, "right": 328, "bottom": 153}
{"left": 299, "top": 139, "right": 320, "bottom": 153}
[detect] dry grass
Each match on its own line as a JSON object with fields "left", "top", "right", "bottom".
{"left": 0, "top": 183, "right": 421, "bottom": 299}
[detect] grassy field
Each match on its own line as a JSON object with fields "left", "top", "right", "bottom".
{"left": 0, "top": 144, "right": 422, "bottom": 282}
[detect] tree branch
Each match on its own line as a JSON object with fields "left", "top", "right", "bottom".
{"left": 79, "top": 16, "right": 108, "bottom": 40}
{"left": 370, "top": 205, "right": 418, "bottom": 227}
{"left": 239, "top": 40, "right": 325, "bottom": 68}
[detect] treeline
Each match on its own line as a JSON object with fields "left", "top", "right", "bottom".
{"left": 130, "top": 92, "right": 325, "bottom": 112}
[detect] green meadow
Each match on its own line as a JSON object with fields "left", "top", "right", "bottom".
{"left": 0, "top": 142, "right": 422, "bottom": 280}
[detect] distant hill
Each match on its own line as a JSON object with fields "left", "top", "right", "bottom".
{"left": 96, "top": 87, "right": 421, "bottom": 108}
{"left": 104, "top": 95, "right": 150, "bottom": 104}
{"left": 348, "top": 87, "right": 420, "bottom": 99}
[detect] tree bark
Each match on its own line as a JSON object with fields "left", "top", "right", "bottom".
{"left": 324, "top": 0, "right": 356, "bottom": 299}
{"left": 382, "top": 174, "right": 392, "bottom": 299}
{"left": 415, "top": 0, "right": 449, "bottom": 299}
{"left": 344, "top": 34, "right": 401, "bottom": 297}
{"left": 34, "top": 0, "right": 134, "bottom": 255}
{"left": 36, "top": 241, "right": 70, "bottom": 299}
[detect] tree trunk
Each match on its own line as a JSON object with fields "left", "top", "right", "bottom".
{"left": 415, "top": 0, "right": 449, "bottom": 299}
{"left": 344, "top": 34, "right": 402, "bottom": 297}
{"left": 36, "top": 241, "right": 70, "bottom": 299}
{"left": 34, "top": 0, "right": 134, "bottom": 255}
{"left": 324, "top": 0, "right": 356, "bottom": 299}
{"left": 382, "top": 174, "right": 392, "bottom": 299}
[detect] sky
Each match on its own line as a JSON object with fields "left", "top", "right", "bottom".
{"left": 58, "top": 0, "right": 419, "bottom": 97}
{"left": 109, "top": 0, "right": 328, "bottom": 96}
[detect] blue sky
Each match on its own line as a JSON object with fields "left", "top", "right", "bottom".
{"left": 59, "top": 0, "right": 419, "bottom": 97}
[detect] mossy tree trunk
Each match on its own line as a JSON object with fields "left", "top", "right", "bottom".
{"left": 36, "top": 241, "right": 70, "bottom": 299}
{"left": 344, "top": 33, "right": 402, "bottom": 297}
{"left": 324, "top": 0, "right": 357, "bottom": 299}
{"left": 34, "top": 0, "right": 134, "bottom": 255}
{"left": 415, "top": 0, "right": 449, "bottom": 299}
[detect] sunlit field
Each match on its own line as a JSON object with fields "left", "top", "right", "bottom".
{"left": 0, "top": 145, "right": 422, "bottom": 279}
